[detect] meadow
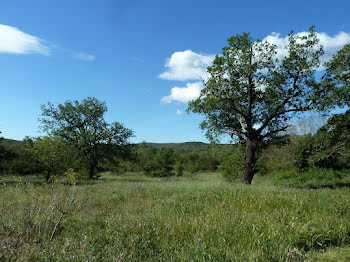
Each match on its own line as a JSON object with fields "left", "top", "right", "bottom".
{"left": 1, "top": 171, "right": 349, "bottom": 261}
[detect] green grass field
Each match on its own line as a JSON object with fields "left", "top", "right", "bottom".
{"left": 1, "top": 172, "right": 350, "bottom": 261}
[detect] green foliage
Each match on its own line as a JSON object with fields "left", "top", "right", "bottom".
{"left": 188, "top": 27, "right": 327, "bottom": 183}
{"left": 0, "top": 132, "right": 17, "bottom": 174}
{"left": 262, "top": 110, "right": 350, "bottom": 174}
{"left": 144, "top": 148, "right": 175, "bottom": 177}
{"left": 174, "top": 160, "right": 184, "bottom": 176}
{"left": 40, "top": 97, "right": 134, "bottom": 179}
{"left": 25, "top": 136, "right": 79, "bottom": 181}
{"left": 6, "top": 138, "right": 43, "bottom": 175}
{"left": 186, "top": 160, "right": 200, "bottom": 174}
{"left": 290, "top": 134, "right": 315, "bottom": 171}
{"left": 135, "top": 142, "right": 157, "bottom": 171}
{"left": 261, "top": 138, "right": 295, "bottom": 173}
{"left": 221, "top": 146, "right": 245, "bottom": 181}
{"left": 322, "top": 44, "right": 350, "bottom": 107}
{"left": 310, "top": 110, "right": 350, "bottom": 169}
{"left": 134, "top": 143, "right": 221, "bottom": 176}
{"left": 179, "top": 150, "right": 220, "bottom": 173}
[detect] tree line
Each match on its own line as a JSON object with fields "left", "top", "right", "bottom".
{"left": 1, "top": 109, "right": 350, "bottom": 182}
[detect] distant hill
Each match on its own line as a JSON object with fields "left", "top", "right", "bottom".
{"left": 2, "top": 138, "right": 24, "bottom": 147}
{"left": 2, "top": 138, "right": 232, "bottom": 151}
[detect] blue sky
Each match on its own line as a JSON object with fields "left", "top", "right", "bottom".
{"left": 0, "top": 0, "right": 349, "bottom": 143}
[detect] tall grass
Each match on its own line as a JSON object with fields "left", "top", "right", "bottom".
{"left": 1, "top": 172, "right": 349, "bottom": 261}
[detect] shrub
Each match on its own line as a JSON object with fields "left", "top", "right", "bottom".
{"left": 186, "top": 160, "right": 200, "bottom": 174}
{"left": 174, "top": 160, "right": 184, "bottom": 176}
{"left": 220, "top": 146, "right": 244, "bottom": 182}
{"left": 290, "top": 134, "right": 315, "bottom": 171}
{"left": 144, "top": 148, "right": 175, "bottom": 177}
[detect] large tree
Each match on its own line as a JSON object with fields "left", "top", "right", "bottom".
{"left": 40, "top": 97, "right": 134, "bottom": 179}
{"left": 188, "top": 27, "right": 328, "bottom": 184}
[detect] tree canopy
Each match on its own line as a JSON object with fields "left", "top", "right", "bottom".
{"left": 40, "top": 97, "right": 134, "bottom": 179}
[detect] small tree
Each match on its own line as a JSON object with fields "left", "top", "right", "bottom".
{"left": 26, "top": 137, "right": 78, "bottom": 181}
{"left": 188, "top": 27, "right": 328, "bottom": 184}
{"left": 40, "top": 97, "right": 134, "bottom": 179}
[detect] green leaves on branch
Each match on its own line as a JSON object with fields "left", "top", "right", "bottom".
{"left": 322, "top": 44, "right": 350, "bottom": 107}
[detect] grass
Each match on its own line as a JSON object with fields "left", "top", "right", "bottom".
{"left": 0, "top": 171, "right": 350, "bottom": 261}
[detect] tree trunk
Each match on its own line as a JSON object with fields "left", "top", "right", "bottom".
{"left": 242, "top": 138, "right": 258, "bottom": 184}
{"left": 89, "top": 162, "right": 95, "bottom": 179}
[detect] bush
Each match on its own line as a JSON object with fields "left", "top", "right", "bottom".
{"left": 220, "top": 146, "right": 244, "bottom": 182}
{"left": 144, "top": 148, "right": 175, "bottom": 177}
{"left": 174, "top": 160, "right": 184, "bottom": 176}
{"left": 186, "top": 160, "right": 200, "bottom": 174}
{"left": 290, "top": 134, "right": 315, "bottom": 171}
{"left": 136, "top": 143, "right": 157, "bottom": 171}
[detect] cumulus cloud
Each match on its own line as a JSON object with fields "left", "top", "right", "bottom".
{"left": 176, "top": 109, "right": 183, "bottom": 115}
{"left": 71, "top": 52, "right": 95, "bottom": 61}
{"left": 262, "top": 31, "right": 350, "bottom": 69}
{"left": 161, "top": 82, "right": 202, "bottom": 103}
{"left": 0, "top": 24, "right": 50, "bottom": 55}
{"left": 159, "top": 50, "right": 215, "bottom": 81}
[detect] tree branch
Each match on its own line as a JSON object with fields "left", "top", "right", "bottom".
{"left": 257, "top": 72, "right": 300, "bottom": 134}
{"left": 259, "top": 125, "right": 289, "bottom": 139}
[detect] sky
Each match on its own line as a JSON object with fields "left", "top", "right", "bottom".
{"left": 0, "top": 0, "right": 349, "bottom": 143}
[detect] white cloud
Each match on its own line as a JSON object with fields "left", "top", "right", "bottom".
{"left": 176, "top": 109, "right": 183, "bottom": 115}
{"left": 161, "top": 82, "right": 203, "bottom": 103}
{"left": 317, "top": 31, "right": 350, "bottom": 63}
{"left": 0, "top": 24, "right": 50, "bottom": 55}
{"left": 262, "top": 31, "right": 350, "bottom": 69}
{"left": 0, "top": 24, "right": 96, "bottom": 61}
{"left": 71, "top": 52, "right": 95, "bottom": 61}
{"left": 159, "top": 50, "right": 215, "bottom": 81}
